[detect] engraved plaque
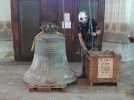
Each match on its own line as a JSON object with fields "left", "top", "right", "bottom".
{"left": 97, "top": 57, "right": 113, "bottom": 78}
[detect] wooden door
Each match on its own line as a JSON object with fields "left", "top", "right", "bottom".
{"left": 11, "top": 0, "right": 40, "bottom": 61}
{"left": 41, "top": 0, "right": 79, "bottom": 62}
{"left": 11, "top": 0, "right": 105, "bottom": 61}
{"left": 57, "top": 0, "right": 80, "bottom": 62}
{"left": 78, "top": 0, "right": 105, "bottom": 50}
{"left": 58, "top": 0, "right": 80, "bottom": 62}
{"left": 41, "top": 0, "right": 59, "bottom": 24}
{"left": 61, "top": 0, "right": 105, "bottom": 62}
{"left": 59, "top": 0, "right": 105, "bottom": 62}
{"left": 19, "top": 0, "right": 40, "bottom": 59}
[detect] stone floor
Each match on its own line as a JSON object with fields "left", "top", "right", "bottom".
{"left": 0, "top": 60, "right": 133, "bottom": 100}
{"left": 0, "top": 40, "right": 134, "bottom": 100}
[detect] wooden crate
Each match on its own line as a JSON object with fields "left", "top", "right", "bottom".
{"left": 85, "top": 51, "right": 120, "bottom": 86}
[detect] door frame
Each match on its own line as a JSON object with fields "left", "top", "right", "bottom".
{"left": 11, "top": 0, "right": 21, "bottom": 60}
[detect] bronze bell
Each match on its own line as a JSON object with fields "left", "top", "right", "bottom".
{"left": 23, "top": 24, "right": 76, "bottom": 87}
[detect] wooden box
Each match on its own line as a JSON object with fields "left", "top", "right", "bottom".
{"left": 85, "top": 51, "right": 120, "bottom": 86}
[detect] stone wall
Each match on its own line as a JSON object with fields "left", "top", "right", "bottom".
{"left": 102, "top": 42, "right": 134, "bottom": 62}
{"left": 0, "top": 0, "right": 11, "bottom": 21}
{"left": 0, "top": 21, "right": 11, "bottom": 41}
{"left": 102, "top": 32, "right": 134, "bottom": 62}
{"left": 0, "top": 0, "right": 11, "bottom": 41}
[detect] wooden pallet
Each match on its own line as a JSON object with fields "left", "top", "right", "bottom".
{"left": 28, "top": 84, "right": 66, "bottom": 92}
{"left": 77, "top": 78, "right": 117, "bottom": 86}
{"left": 89, "top": 82, "right": 117, "bottom": 86}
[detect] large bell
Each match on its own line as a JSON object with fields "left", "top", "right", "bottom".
{"left": 23, "top": 24, "right": 76, "bottom": 87}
